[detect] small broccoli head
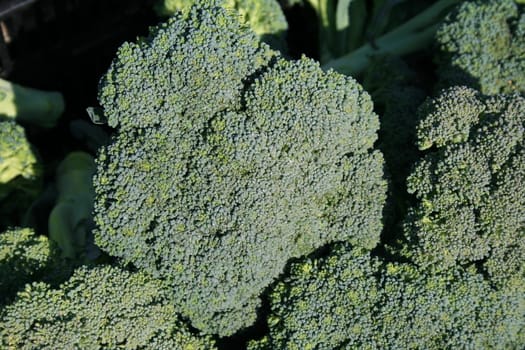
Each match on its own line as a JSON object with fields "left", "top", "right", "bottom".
{"left": 154, "top": 0, "right": 288, "bottom": 51}
{"left": 0, "top": 121, "right": 40, "bottom": 200}
{"left": 0, "top": 228, "right": 59, "bottom": 305}
{"left": 250, "top": 243, "right": 525, "bottom": 349}
{"left": 94, "top": 2, "right": 386, "bottom": 336}
{"left": 436, "top": 0, "right": 525, "bottom": 95}
{"left": 0, "top": 265, "right": 216, "bottom": 349}
{"left": 404, "top": 86, "right": 525, "bottom": 284}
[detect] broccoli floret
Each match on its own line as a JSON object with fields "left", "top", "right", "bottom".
{"left": 154, "top": 0, "right": 288, "bottom": 51}
{"left": 48, "top": 152, "right": 99, "bottom": 260}
{"left": 321, "top": 0, "right": 460, "bottom": 75}
{"left": 436, "top": 0, "right": 525, "bottom": 95}
{"left": 0, "top": 228, "right": 60, "bottom": 305}
{"left": 0, "top": 265, "right": 216, "bottom": 349}
{"left": 0, "top": 78, "right": 64, "bottom": 128}
{"left": 249, "top": 243, "right": 525, "bottom": 349}
{"left": 94, "top": 2, "right": 386, "bottom": 336}
{"left": 403, "top": 86, "right": 525, "bottom": 284}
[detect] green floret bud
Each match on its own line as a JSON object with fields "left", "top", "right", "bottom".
{"left": 0, "top": 78, "right": 64, "bottom": 128}
{"left": 0, "top": 228, "right": 59, "bottom": 305}
{"left": 404, "top": 86, "right": 525, "bottom": 284}
{"left": 0, "top": 120, "right": 40, "bottom": 200}
{"left": 94, "top": 2, "right": 386, "bottom": 336}
{"left": 250, "top": 244, "right": 525, "bottom": 349}
{"left": 436, "top": 0, "right": 525, "bottom": 95}
{"left": 0, "top": 265, "right": 216, "bottom": 349}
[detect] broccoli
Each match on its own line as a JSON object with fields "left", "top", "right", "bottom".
{"left": 49, "top": 152, "right": 99, "bottom": 260}
{"left": 94, "top": 1, "right": 386, "bottom": 336}
{"left": 154, "top": 0, "right": 288, "bottom": 51}
{"left": 319, "top": 0, "right": 460, "bottom": 75}
{"left": 0, "top": 120, "right": 42, "bottom": 229}
{"left": 436, "top": 0, "right": 525, "bottom": 95}
{"left": 0, "top": 121, "right": 40, "bottom": 200}
{"left": 0, "top": 78, "right": 64, "bottom": 128}
{"left": 249, "top": 243, "right": 525, "bottom": 349}
{"left": 402, "top": 86, "right": 525, "bottom": 284}
{"left": 0, "top": 227, "right": 60, "bottom": 305}
{"left": 0, "top": 265, "right": 216, "bottom": 349}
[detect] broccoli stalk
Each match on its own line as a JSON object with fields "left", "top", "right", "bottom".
{"left": 0, "top": 78, "right": 64, "bottom": 128}
{"left": 48, "top": 152, "right": 98, "bottom": 260}
{"left": 323, "top": 0, "right": 459, "bottom": 75}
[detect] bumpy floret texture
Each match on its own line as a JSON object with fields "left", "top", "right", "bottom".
{"left": 0, "top": 228, "right": 57, "bottom": 305}
{"left": 436, "top": 0, "right": 525, "bottom": 95}
{"left": 0, "top": 265, "right": 216, "bottom": 350}
{"left": 249, "top": 244, "right": 525, "bottom": 349}
{"left": 94, "top": 2, "right": 386, "bottom": 336}
{"left": 0, "top": 121, "right": 39, "bottom": 199}
{"left": 155, "top": 0, "right": 288, "bottom": 50}
{"left": 404, "top": 86, "right": 525, "bottom": 283}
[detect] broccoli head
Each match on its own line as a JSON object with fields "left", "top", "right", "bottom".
{"left": 0, "top": 228, "right": 60, "bottom": 305}
{"left": 403, "top": 86, "right": 525, "bottom": 284}
{"left": 249, "top": 243, "right": 525, "bottom": 349}
{"left": 94, "top": 2, "right": 386, "bottom": 336}
{"left": 0, "top": 78, "right": 64, "bottom": 128}
{"left": 436, "top": 0, "right": 525, "bottom": 95}
{"left": 0, "top": 265, "right": 216, "bottom": 349}
{"left": 154, "top": 0, "right": 288, "bottom": 51}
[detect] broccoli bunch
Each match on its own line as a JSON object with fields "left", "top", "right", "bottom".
{"left": 0, "top": 265, "right": 216, "bottom": 349}
{"left": 154, "top": 0, "right": 288, "bottom": 51}
{"left": 94, "top": 1, "right": 386, "bottom": 336}
{"left": 436, "top": 0, "right": 525, "bottom": 95}
{"left": 250, "top": 243, "right": 525, "bottom": 349}
{"left": 403, "top": 86, "right": 525, "bottom": 284}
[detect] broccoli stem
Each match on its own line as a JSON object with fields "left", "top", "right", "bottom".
{"left": 0, "top": 78, "right": 64, "bottom": 128}
{"left": 323, "top": 0, "right": 459, "bottom": 76}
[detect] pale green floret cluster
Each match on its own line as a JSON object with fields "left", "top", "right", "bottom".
{"left": 404, "top": 86, "right": 525, "bottom": 283}
{"left": 94, "top": 2, "right": 386, "bottom": 336}
{"left": 0, "top": 121, "right": 40, "bottom": 200}
{"left": 0, "top": 265, "right": 216, "bottom": 349}
{"left": 250, "top": 244, "right": 525, "bottom": 349}
{"left": 436, "top": 0, "right": 525, "bottom": 94}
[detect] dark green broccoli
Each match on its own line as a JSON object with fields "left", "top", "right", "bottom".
{"left": 436, "top": 0, "right": 525, "bottom": 95}
{"left": 49, "top": 152, "right": 99, "bottom": 260}
{"left": 249, "top": 243, "right": 525, "bottom": 349}
{"left": 94, "top": 1, "right": 386, "bottom": 336}
{"left": 0, "top": 78, "right": 64, "bottom": 128}
{"left": 403, "top": 86, "right": 525, "bottom": 284}
{"left": 0, "top": 228, "right": 59, "bottom": 305}
{"left": 154, "top": 0, "right": 288, "bottom": 51}
{"left": 0, "top": 265, "right": 216, "bottom": 349}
